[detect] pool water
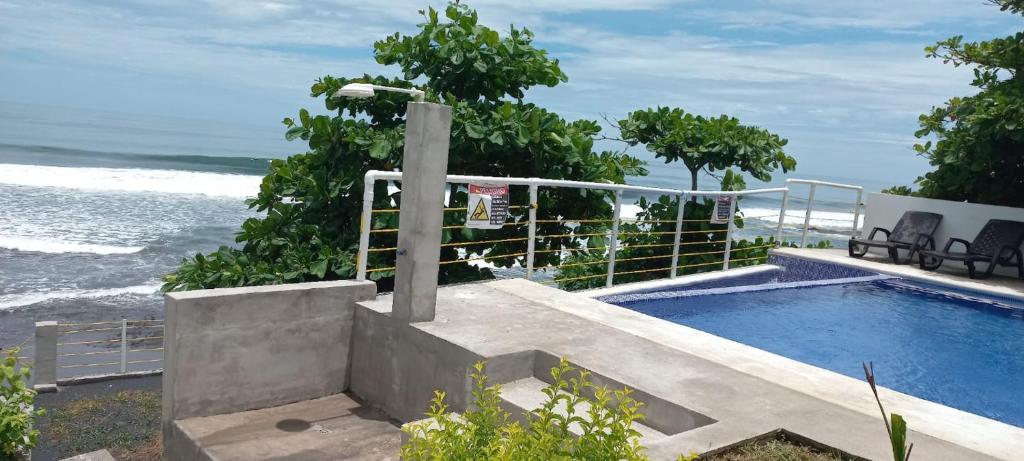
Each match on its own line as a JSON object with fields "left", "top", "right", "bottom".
{"left": 614, "top": 276, "right": 1024, "bottom": 427}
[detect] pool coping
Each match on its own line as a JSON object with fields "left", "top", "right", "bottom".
{"left": 581, "top": 264, "right": 780, "bottom": 298}
{"left": 570, "top": 258, "right": 1024, "bottom": 460}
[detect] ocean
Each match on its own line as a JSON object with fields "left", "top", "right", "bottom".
{"left": 0, "top": 102, "right": 872, "bottom": 348}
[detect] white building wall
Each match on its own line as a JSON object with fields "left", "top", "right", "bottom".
{"left": 861, "top": 192, "right": 1024, "bottom": 277}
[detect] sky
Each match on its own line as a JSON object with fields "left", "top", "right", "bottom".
{"left": 0, "top": 0, "right": 1019, "bottom": 189}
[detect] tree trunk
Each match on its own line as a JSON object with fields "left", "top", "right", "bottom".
{"left": 688, "top": 168, "right": 699, "bottom": 203}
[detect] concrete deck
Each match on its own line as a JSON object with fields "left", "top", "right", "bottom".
{"left": 167, "top": 393, "right": 401, "bottom": 461}
{"left": 774, "top": 247, "right": 1024, "bottom": 300}
{"left": 356, "top": 279, "right": 1020, "bottom": 460}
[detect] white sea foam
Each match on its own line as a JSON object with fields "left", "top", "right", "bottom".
{"left": 617, "top": 204, "right": 855, "bottom": 232}
{"left": 0, "top": 163, "right": 261, "bottom": 198}
{"left": 0, "top": 236, "right": 144, "bottom": 255}
{"left": 0, "top": 284, "right": 162, "bottom": 310}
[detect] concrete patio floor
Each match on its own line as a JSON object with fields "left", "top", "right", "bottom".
{"left": 352, "top": 278, "right": 1020, "bottom": 461}
{"left": 169, "top": 393, "right": 401, "bottom": 461}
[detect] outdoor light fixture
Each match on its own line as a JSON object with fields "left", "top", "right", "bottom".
{"left": 334, "top": 83, "right": 425, "bottom": 102}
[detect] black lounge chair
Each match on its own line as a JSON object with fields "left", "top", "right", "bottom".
{"left": 918, "top": 219, "right": 1024, "bottom": 279}
{"left": 848, "top": 211, "right": 943, "bottom": 264}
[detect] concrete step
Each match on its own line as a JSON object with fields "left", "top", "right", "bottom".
{"left": 499, "top": 376, "right": 668, "bottom": 442}
{"left": 61, "top": 450, "right": 116, "bottom": 461}
{"left": 169, "top": 393, "right": 401, "bottom": 461}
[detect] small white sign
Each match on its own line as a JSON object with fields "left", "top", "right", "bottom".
{"left": 710, "top": 196, "right": 733, "bottom": 224}
{"left": 466, "top": 184, "right": 509, "bottom": 229}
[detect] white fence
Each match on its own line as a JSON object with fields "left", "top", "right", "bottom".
{"left": 25, "top": 319, "right": 164, "bottom": 389}
{"left": 355, "top": 171, "right": 863, "bottom": 288}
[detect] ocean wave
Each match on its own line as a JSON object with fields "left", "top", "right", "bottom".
{"left": 0, "top": 236, "right": 144, "bottom": 255}
{"left": 0, "top": 163, "right": 262, "bottom": 198}
{"left": 0, "top": 284, "right": 162, "bottom": 310}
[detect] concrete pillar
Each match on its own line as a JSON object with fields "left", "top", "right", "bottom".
{"left": 33, "top": 321, "right": 58, "bottom": 392}
{"left": 391, "top": 102, "right": 452, "bottom": 323}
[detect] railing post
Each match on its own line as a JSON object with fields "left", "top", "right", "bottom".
{"left": 669, "top": 193, "right": 686, "bottom": 278}
{"left": 605, "top": 190, "right": 623, "bottom": 287}
{"left": 525, "top": 182, "right": 538, "bottom": 280}
{"left": 800, "top": 184, "right": 817, "bottom": 247}
{"left": 32, "top": 321, "right": 57, "bottom": 392}
{"left": 722, "top": 195, "right": 738, "bottom": 270}
{"left": 120, "top": 318, "right": 128, "bottom": 374}
{"left": 776, "top": 187, "right": 790, "bottom": 245}
{"left": 851, "top": 188, "right": 864, "bottom": 238}
{"left": 356, "top": 172, "right": 375, "bottom": 281}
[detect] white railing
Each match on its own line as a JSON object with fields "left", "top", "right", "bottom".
{"left": 776, "top": 179, "right": 864, "bottom": 247}
{"left": 28, "top": 319, "right": 164, "bottom": 389}
{"left": 355, "top": 170, "right": 861, "bottom": 288}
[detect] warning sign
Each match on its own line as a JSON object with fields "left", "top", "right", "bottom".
{"left": 466, "top": 183, "right": 509, "bottom": 229}
{"left": 710, "top": 196, "right": 733, "bottom": 224}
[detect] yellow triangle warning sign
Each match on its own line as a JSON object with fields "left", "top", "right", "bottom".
{"left": 470, "top": 198, "right": 489, "bottom": 221}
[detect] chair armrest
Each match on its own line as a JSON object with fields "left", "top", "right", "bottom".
{"left": 943, "top": 237, "right": 971, "bottom": 253}
{"left": 867, "top": 227, "right": 890, "bottom": 241}
{"left": 995, "top": 244, "right": 1022, "bottom": 261}
{"left": 912, "top": 234, "right": 936, "bottom": 250}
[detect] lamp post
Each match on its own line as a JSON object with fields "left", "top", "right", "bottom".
{"left": 335, "top": 83, "right": 450, "bottom": 324}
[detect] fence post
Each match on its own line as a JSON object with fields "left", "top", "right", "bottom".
{"left": 356, "top": 172, "right": 376, "bottom": 281}
{"left": 32, "top": 321, "right": 57, "bottom": 392}
{"left": 669, "top": 193, "right": 686, "bottom": 278}
{"left": 525, "top": 182, "right": 538, "bottom": 280}
{"left": 120, "top": 318, "right": 128, "bottom": 374}
{"left": 605, "top": 189, "right": 623, "bottom": 287}
{"left": 851, "top": 188, "right": 864, "bottom": 238}
{"left": 722, "top": 195, "right": 738, "bottom": 270}
{"left": 776, "top": 187, "right": 790, "bottom": 245}
{"left": 800, "top": 184, "right": 817, "bottom": 247}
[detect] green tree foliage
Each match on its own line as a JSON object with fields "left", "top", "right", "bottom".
{"left": 554, "top": 106, "right": 795, "bottom": 290}
{"left": 891, "top": 0, "right": 1024, "bottom": 206}
{"left": 401, "top": 360, "right": 650, "bottom": 461}
{"left": 1, "top": 349, "right": 43, "bottom": 459}
{"left": 162, "top": 3, "right": 645, "bottom": 291}
{"left": 618, "top": 107, "right": 794, "bottom": 192}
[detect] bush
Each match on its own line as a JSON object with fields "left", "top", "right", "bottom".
{"left": 402, "top": 359, "right": 653, "bottom": 460}
{"left": 0, "top": 349, "right": 43, "bottom": 459}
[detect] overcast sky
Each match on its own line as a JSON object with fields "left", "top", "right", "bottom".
{"left": 0, "top": 0, "right": 1018, "bottom": 187}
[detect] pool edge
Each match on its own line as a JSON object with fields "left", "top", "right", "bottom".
{"left": 556, "top": 274, "right": 1024, "bottom": 460}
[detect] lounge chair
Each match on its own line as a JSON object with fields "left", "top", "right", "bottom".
{"left": 848, "top": 211, "right": 942, "bottom": 264}
{"left": 918, "top": 219, "right": 1024, "bottom": 279}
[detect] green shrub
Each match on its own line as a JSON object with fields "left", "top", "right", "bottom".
{"left": 0, "top": 349, "right": 43, "bottom": 459}
{"left": 402, "top": 359, "right": 650, "bottom": 460}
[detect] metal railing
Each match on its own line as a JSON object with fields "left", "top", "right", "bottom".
{"left": 776, "top": 179, "right": 864, "bottom": 247}
{"left": 26, "top": 319, "right": 164, "bottom": 388}
{"left": 355, "top": 171, "right": 862, "bottom": 289}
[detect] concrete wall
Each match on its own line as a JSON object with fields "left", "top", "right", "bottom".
{"left": 162, "top": 280, "right": 376, "bottom": 427}
{"left": 862, "top": 192, "right": 1024, "bottom": 276}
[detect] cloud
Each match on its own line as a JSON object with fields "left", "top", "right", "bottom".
{"left": 0, "top": 0, "right": 1017, "bottom": 184}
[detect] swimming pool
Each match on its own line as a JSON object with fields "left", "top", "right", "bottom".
{"left": 603, "top": 256, "right": 1024, "bottom": 427}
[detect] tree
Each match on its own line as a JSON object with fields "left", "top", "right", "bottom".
{"left": 892, "top": 0, "right": 1024, "bottom": 207}
{"left": 617, "top": 107, "right": 794, "bottom": 193}
{"left": 162, "top": 3, "right": 646, "bottom": 292}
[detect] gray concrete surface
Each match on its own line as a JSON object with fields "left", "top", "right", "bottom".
{"left": 349, "top": 279, "right": 1015, "bottom": 461}
{"left": 391, "top": 102, "right": 452, "bottom": 324}
{"left": 59, "top": 450, "right": 116, "bottom": 461}
{"left": 32, "top": 321, "right": 57, "bottom": 391}
{"left": 162, "top": 271, "right": 1019, "bottom": 460}
{"left": 162, "top": 280, "right": 375, "bottom": 460}
{"left": 169, "top": 393, "right": 400, "bottom": 461}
